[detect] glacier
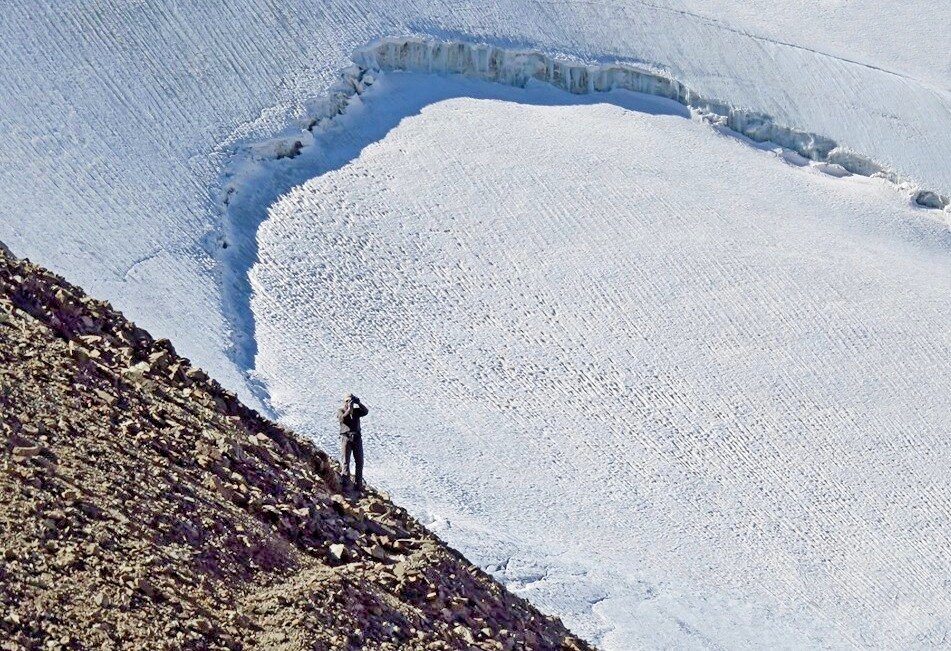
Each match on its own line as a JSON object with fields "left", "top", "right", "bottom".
{"left": 2, "top": 0, "right": 948, "bottom": 398}
{"left": 1, "top": 0, "right": 950, "bottom": 648}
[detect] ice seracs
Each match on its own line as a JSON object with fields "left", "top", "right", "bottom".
{"left": 350, "top": 37, "right": 946, "bottom": 210}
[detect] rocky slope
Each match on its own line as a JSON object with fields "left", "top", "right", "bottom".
{"left": 0, "top": 243, "right": 592, "bottom": 651}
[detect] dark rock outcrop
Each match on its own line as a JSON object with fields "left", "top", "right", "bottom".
{"left": 0, "top": 245, "right": 592, "bottom": 651}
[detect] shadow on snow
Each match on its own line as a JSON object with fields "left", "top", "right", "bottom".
{"left": 217, "top": 71, "right": 691, "bottom": 403}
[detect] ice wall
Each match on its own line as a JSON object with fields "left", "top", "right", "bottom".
{"left": 350, "top": 38, "right": 948, "bottom": 211}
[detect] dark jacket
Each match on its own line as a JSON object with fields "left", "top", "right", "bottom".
{"left": 338, "top": 402, "right": 369, "bottom": 435}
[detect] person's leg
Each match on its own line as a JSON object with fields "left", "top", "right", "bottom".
{"left": 353, "top": 434, "right": 364, "bottom": 490}
{"left": 340, "top": 434, "right": 351, "bottom": 479}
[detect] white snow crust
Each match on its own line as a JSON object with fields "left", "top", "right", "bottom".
{"left": 1, "top": 3, "right": 949, "bottom": 401}
{"left": 249, "top": 73, "right": 951, "bottom": 648}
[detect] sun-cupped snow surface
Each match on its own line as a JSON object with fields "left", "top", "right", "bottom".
{"left": 2, "top": 3, "right": 950, "bottom": 411}
{"left": 249, "top": 73, "right": 951, "bottom": 649}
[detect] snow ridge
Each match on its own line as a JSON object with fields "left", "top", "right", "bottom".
{"left": 353, "top": 37, "right": 948, "bottom": 211}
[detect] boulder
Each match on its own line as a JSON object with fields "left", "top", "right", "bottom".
{"left": 368, "top": 544, "right": 387, "bottom": 561}
{"left": 147, "top": 350, "right": 170, "bottom": 369}
{"left": 914, "top": 190, "right": 948, "bottom": 209}
{"left": 93, "top": 388, "right": 116, "bottom": 406}
{"left": 453, "top": 625, "right": 475, "bottom": 644}
{"left": 122, "top": 361, "right": 151, "bottom": 383}
{"left": 185, "top": 367, "right": 208, "bottom": 383}
{"left": 393, "top": 561, "right": 407, "bottom": 579}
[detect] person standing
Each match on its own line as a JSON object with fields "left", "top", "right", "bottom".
{"left": 338, "top": 393, "right": 368, "bottom": 491}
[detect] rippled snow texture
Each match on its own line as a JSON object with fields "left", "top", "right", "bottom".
{"left": 2, "top": 1, "right": 949, "bottom": 404}
{"left": 250, "top": 75, "right": 951, "bottom": 649}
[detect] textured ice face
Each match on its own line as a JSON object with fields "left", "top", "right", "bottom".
{"left": 2, "top": 1, "right": 949, "bottom": 404}
{"left": 249, "top": 73, "right": 951, "bottom": 648}
{"left": 353, "top": 37, "right": 948, "bottom": 207}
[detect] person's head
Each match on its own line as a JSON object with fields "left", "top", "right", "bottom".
{"left": 344, "top": 392, "right": 357, "bottom": 405}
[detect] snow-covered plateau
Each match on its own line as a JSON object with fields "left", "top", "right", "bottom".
{"left": 1, "top": 1, "right": 950, "bottom": 648}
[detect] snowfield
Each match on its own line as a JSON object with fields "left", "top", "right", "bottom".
{"left": 2, "top": 3, "right": 948, "bottom": 400}
{"left": 249, "top": 72, "right": 951, "bottom": 647}
{"left": 1, "top": 1, "right": 950, "bottom": 648}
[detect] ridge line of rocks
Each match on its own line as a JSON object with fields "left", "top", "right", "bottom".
{"left": 0, "top": 245, "right": 594, "bottom": 651}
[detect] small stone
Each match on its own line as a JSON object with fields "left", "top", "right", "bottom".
{"left": 62, "top": 488, "right": 81, "bottom": 502}
{"left": 393, "top": 561, "right": 407, "bottom": 579}
{"left": 54, "top": 549, "right": 78, "bottom": 568}
{"left": 328, "top": 544, "right": 346, "bottom": 562}
{"left": 12, "top": 445, "right": 41, "bottom": 461}
{"left": 191, "top": 618, "right": 213, "bottom": 634}
{"left": 212, "top": 478, "right": 234, "bottom": 501}
{"left": 136, "top": 577, "right": 156, "bottom": 597}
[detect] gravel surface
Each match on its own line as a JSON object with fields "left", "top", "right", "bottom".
{"left": 0, "top": 245, "right": 592, "bottom": 651}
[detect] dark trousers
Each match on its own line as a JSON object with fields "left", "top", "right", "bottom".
{"left": 340, "top": 432, "right": 363, "bottom": 488}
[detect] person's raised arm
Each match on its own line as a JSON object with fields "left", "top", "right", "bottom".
{"left": 356, "top": 402, "right": 369, "bottom": 417}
